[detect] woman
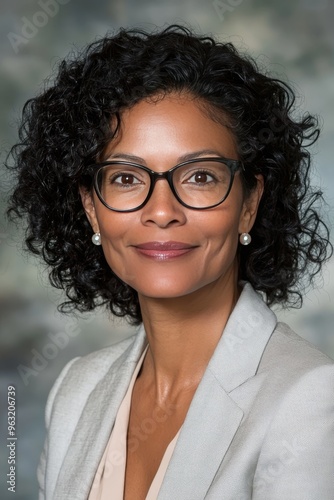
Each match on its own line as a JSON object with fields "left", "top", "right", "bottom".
{"left": 7, "top": 25, "right": 334, "bottom": 499}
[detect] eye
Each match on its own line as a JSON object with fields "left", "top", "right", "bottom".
{"left": 185, "top": 170, "right": 217, "bottom": 185}
{"left": 109, "top": 172, "right": 142, "bottom": 186}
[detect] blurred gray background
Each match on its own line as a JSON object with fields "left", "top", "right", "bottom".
{"left": 0, "top": 0, "right": 333, "bottom": 498}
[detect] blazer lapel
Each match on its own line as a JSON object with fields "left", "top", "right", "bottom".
{"left": 53, "top": 326, "right": 147, "bottom": 500}
{"left": 158, "top": 283, "right": 277, "bottom": 499}
{"left": 157, "top": 369, "right": 243, "bottom": 500}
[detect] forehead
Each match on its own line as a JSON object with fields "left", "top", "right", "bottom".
{"left": 103, "top": 94, "right": 238, "bottom": 163}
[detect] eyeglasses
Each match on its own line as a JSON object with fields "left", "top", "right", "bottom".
{"left": 92, "top": 157, "right": 243, "bottom": 212}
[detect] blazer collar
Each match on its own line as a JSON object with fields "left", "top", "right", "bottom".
{"left": 158, "top": 282, "right": 277, "bottom": 499}
{"left": 210, "top": 281, "right": 277, "bottom": 392}
{"left": 53, "top": 283, "right": 277, "bottom": 500}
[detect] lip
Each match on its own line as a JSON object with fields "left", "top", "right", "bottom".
{"left": 133, "top": 241, "right": 197, "bottom": 260}
{"left": 135, "top": 241, "right": 195, "bottom": 250}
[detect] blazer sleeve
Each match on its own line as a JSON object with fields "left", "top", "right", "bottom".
{"left": 253, "top": 363, "right": 334, "bottom": 500}
{"left": 37, "top": 357, "right": 80, "bottom": 500}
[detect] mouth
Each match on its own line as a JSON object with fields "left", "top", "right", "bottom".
{"left": 132, "top": 241, "right": 198, "bottom": 260}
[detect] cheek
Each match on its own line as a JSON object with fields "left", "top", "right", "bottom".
{"left": 188, "top": 208, "right": 242, "bottom": 278}
{"left": 200, "top": 203, "right": 243, "bottom": 247}
{"left": 100, "top": 226, "right": 125, "bottom": 257}
{"left": 205, "top": 221, "right": 240, "bottom": 270}
{"left": 100, "top": 233, "right": 132, "bottom": 283}
{"left": 96, "top": 205, "right": 133, "bottom": 242}
{"left": 97, "top": 213, "right": 137, "bottom": 277}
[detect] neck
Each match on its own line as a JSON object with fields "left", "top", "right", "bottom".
{"left": 138, "top": 266, "right": 240, "bottom": 400}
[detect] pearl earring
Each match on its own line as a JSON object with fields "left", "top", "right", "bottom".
{"left": 91, "top": 232, "right": 101, "bottom": 246}
{"left": 239, "top": 232, "right": 251, "bottom": 245}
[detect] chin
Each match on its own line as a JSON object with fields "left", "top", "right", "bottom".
{"left": 134, "top": 285, "right": 192, "bottom": 300}
{"left": 125, "top": 276, "right": 193, "bottom": 298}
{"left": 131, "top": 275, "right": 226, "bottom": 301}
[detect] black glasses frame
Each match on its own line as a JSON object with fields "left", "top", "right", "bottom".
{"left": 92, "top": 156, "right": 244, "bottom": 212}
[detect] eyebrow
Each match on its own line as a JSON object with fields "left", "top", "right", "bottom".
{"left": 105, "top": 149, "right": 226, "bottom": 164}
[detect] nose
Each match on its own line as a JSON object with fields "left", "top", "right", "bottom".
{"left": 140, "top": 177, "right": 187, "bottom": 228}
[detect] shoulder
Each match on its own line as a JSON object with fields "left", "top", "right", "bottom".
{"left": 256, "top": 321, "right": 334, "bottom": 408}
{"left": 59, "top": 333, "right": 137, "bottom": 381}
{"left": 229, "top": 319, "right": 334, "bottom": 416}
{"left": 260, "top": 321, "right": 334, "bottom": 376}
{"left": 58, "top": 332, "right": 137, "bottom": 383}
{"left": 44, "top": 331, "right": 142, "bottom": 426}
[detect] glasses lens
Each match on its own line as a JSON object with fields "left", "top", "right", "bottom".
{"left": 173, "top": 160, "right": 232, "bottom": 208}
{"left": 95, "top": 164, "right": 150, "bottom": 211}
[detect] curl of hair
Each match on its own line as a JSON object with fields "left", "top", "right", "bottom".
{"left": 7, "top": 25, "right": 332, "bottom": 324}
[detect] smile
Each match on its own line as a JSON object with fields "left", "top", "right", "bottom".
{"left": 133, "top": 241, "right": 198, "bottom": 260}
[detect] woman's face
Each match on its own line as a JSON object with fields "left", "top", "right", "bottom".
{"left": 81, "top": 94, "right": 263, "bottom": 300}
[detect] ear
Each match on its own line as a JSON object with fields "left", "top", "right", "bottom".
{"left": 238, "top": 175, "right": 264, "bottom": 234}
{"left": 79, "top": 186, "right": 100, "bottom": 233}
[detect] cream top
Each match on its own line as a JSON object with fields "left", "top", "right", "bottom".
{"left": 88, "top": 347, "right": 180, "bottom": 499}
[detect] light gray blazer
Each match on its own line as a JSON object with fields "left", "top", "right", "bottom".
{"left": 37, "top": 283, "right": 334, "bottom": 499}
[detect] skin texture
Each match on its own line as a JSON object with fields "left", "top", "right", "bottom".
{"left": 81, "top": 93, "right": 263, "bottom": 499}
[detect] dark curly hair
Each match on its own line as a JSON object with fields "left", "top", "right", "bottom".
{"left": 7, "top": 25, "right": 332, "bottom": 325}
